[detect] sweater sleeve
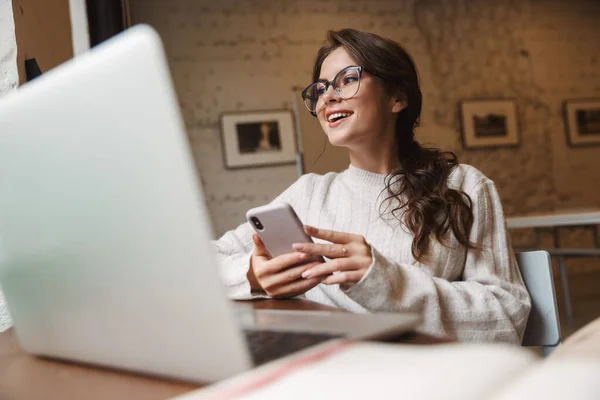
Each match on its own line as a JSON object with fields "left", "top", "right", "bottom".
{"left": 212, "top": 175, "right": 311, "bottom": 300}
{"left": 343, "top": 180, "right": 532, "bottom": 343}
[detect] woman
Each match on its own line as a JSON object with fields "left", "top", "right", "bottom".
{"left": 256, "top": 122, "right": 279, "bottom": 151}
{"left": 214, "top": 29, "right": 531, "bottom": 343}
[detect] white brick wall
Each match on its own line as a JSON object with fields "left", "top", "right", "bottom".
{"left": 129, "top": 0, "right": 600, "bottom": 249}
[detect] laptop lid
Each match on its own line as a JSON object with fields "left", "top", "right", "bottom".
{"left": 0, "top": 25, "right": 253, "bottom": 383}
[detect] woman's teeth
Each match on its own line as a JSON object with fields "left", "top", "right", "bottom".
{"left": 328, "top": 112, "right": 351, "bottom": 123}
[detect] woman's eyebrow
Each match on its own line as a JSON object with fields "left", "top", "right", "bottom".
{"left": 317, "top": 65, "right": 357, "bottom": 83}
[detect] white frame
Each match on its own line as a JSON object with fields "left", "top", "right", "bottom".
{"left": 564, "top": 99, "right": 600, "bottom": 147}
{"left": 460, "top": 99, "right": 520, "bottom": 149}
{"left": 220, "top": 110, "right": 297, "bottom": 169}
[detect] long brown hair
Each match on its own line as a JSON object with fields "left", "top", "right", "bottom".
{"left": 312, "top": 29, "right": 475, "bottom": 262}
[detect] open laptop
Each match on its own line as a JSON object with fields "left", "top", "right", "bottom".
{"left": 0, "top": 25, "right": 420, "bottom": 383}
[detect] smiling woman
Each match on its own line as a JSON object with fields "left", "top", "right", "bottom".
{"left": 213, "top": 29, "right": 531, "bottom": 343}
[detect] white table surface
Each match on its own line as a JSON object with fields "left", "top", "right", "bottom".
{"left": 506, "top": 209, "right": 600, "bottom": 229}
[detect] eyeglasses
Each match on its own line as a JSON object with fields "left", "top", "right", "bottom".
{"left": 301, "top": 66, "right": 364, "bottom": 113}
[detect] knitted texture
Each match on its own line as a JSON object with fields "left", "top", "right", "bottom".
{"left": 214, "top": 164, "right": 531, "bottom": 342}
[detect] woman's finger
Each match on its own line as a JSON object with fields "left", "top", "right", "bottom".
{"left": 257, "top": 251, "right": 310, "bottom": 276}
{"left": 321, "top": 270, "right": 364, "bottom": 285}
{"left": 304, "top": 226, "right": 356, "bottom": 244}
{"left": 260, "top": 261, "right": 321, "bottom": 290}
{"left": 252, "top": 234, "right": 270, "bottom": 258}
{"left": 268, "top": 276, "right": 323, "bottom": 299}
{"left": 301, "top": 257, "right": 368, "bottom": 279}
{"left": 292, "top": 242, "right": 350, "bottom": 258}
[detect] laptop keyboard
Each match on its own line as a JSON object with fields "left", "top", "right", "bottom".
{"left": 243, "top": 330, "right": 340, "bottom": 366}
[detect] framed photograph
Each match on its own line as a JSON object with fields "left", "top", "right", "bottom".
{"left": 564, "top": 98, "right": 600, "bottom": 147}
{"left": 459, "top": 99, "right": 520, "bottom": 149}
{"left": 220, "top": 110, "right": 297, "bottom": 169}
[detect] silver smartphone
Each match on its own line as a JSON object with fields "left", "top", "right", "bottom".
{"left": 246, "top": 202, "right": 324, "bottom": 262}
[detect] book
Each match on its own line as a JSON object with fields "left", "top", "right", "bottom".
{"left": 169, "top": 339, "right": 600, "bottom": 400}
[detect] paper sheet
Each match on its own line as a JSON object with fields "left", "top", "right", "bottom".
{"left": 174, "top": 341, "right": 539, "bottom": 400}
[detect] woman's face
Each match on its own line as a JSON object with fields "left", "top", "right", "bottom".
{"left": 315, "top": 47, "right": 404, "bottom": 148}
{"left": 259, "top": 123, "right": 270, "bottom": 136}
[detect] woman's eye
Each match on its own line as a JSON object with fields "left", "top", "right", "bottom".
{"left": 341, "top": 75, "right": 358, "bottom": 85}
{"left": 315, "top": 84, "right": 327, "bottom": 96}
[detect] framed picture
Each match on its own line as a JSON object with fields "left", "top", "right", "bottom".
{"left": 459, "top": 99, "right": 520, "bottom": 149}
{"left": 564, "top": 98, "right": 600, "bottom": 147}
{"left": 220, "top": 110, "right": 297, "bottom": 169}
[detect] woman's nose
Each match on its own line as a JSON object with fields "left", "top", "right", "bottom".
{"left": 321, "top": 85, "right": 340, "bottom": 103}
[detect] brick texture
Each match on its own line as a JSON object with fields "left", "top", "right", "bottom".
{"left": 129, "top": 0, "right": 600, "bottom": 259}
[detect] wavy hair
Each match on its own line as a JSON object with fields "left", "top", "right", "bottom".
{"left": 311, "top": 29, "right": 475, "bottom": 262}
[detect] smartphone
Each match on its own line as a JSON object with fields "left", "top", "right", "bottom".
{"left": 246, "top": 202, "right": 324, "bottom": 262}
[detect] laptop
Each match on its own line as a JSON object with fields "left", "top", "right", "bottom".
{"left": 0, "top": 25, "right": 420, "bottom": 383}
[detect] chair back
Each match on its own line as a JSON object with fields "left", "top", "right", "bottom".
{"left": 516, "top": 251, "right": 561, "bottom": 354}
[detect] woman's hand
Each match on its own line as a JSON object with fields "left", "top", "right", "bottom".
{"left": 248, "top": 233, "right": 323, "bottom": 298}
{"left": 293, "top": 226, "right": 373, "bottom": 290}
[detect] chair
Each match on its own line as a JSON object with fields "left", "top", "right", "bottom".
{"left": 516, "top": 247, "right": 600, "bottom": 328}
{"left": 516, "top": 251, "right": 562, "bottom": 356}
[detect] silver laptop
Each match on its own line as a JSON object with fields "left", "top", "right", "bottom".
{"left": 0, "top": 25, "right": 420, "bottom": 383}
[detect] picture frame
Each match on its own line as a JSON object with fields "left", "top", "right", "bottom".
{"left": 564, "top": 98, "right": 600, "bottom": 147}
{"left": 220, "top": 110, "right": 297, "bottom": 169}
{"left": 459, "top": 98, "right": 520, "bottom": 149}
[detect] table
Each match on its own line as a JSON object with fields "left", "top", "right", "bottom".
{"left": 506, "top": 209, "right": 600, "bottom": 248}
{"left": 507, "top": 209, "right": 600, "bottom": 326}
{"left": 506, "top": 209, "right": 600, "bottom": 230}
{"left": 0, "top": 299, "right": 446, "bottom": 400}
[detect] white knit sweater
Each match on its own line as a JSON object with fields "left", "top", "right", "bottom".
{"left": 214, "top": 164, "right": 531, "bottom": 343}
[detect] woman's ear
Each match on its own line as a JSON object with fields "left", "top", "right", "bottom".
{"left": 391, "top": 91, "right": 407, "bottom": 113}
{"left": 392, "top": 99, "right": 407, "bottom": 113}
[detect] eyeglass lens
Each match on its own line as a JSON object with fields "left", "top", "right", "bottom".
{"left": 302, "top": 67, "right": 361, "bottom": 112}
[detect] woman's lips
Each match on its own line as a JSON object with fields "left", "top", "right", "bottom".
{"left": 326, "top": 112, "right": 353, "bottom": 128}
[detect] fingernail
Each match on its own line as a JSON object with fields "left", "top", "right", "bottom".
{"left": 298, "top": 253, "right": 307, "bottom": 259}
{"left": 292, "top": 243, "right": 304, "bottom": 250}
{"left": 305, "top": 225, "right": 316, "bottom": 233}
{"left": 302, "top": 270, "right": 312, "bottom": 278}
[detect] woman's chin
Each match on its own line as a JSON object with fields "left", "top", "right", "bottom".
{"left": 325, "top": 131, "right": 352, "bottom": 148}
